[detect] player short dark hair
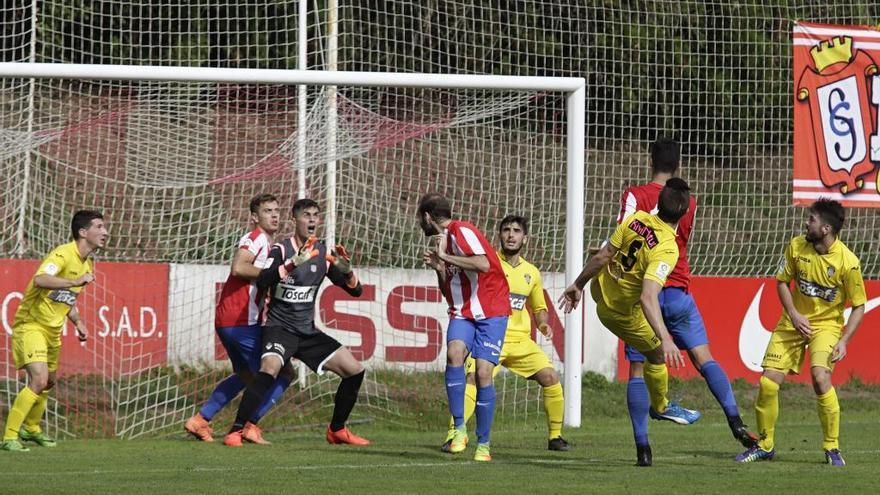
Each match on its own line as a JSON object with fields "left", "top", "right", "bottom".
{"left": 292, "top": 198, "right": 320, "bottom": 217}
{"left": 657, "top": 178, "right": 690, "bottom": 224}
{"left": 650, "top": 137, "right": 680, "bottom": 174}
{"left": 498, "top": 214, "right": 529, "bottom": 235}
{"left": 810, "top": 198, "right": 845, "bottom": 234}
{"left": 71, "top": 210, "right": 104, "bottom": 240}
{"left": 417, "top": 192, "right": 452, "bottom": 221}
{"left": 249, "top": 193, "right": 278, "bottom": 214}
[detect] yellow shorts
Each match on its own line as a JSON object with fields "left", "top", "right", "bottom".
{"left": 592, "top": 283, "right": 660, "bottom": 354}
{"left": 761, "top": 326, "right": 841, "bottom": 374}
{"left": 12, "top": 322, "right": 62, "bottom": 372}
{"left": 465, "top": 338, "right": 554, "bottom": 379}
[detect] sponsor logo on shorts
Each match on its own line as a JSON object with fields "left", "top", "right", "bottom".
{"left": 274, "top": 284, "right": 318, "bottom": 304}
{"left": 265, "top": 342, "right": 285, "bottom": 355}
{"left": 482, "top": 341, "right": 501, "bottom": 353}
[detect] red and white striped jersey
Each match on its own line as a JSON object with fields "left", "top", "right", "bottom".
{"left": 441, "top": 220, "right": 510, "bottom": 320}
{"left": 616, "top": 182, "right": 696, "bottom": 290}
{"left": 214, "top": 228, "right": 272, "bottom": 328}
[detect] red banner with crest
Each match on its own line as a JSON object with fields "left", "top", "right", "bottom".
{"left": 793, "top": 22, "right": 880, "bottom": 206}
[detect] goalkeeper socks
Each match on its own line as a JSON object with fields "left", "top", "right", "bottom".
{"left": 755, "top": 375, "right": 780, "bottom": 451}
{"left": 445, "top": 365, "right": 466, "bottom": 428}
{"left": 4, "top": 386, "right": 39, "bottom": 441}
{"left": 816, "top": 387, "right": 840, "bottom": 451}
{"left": 330, "top": 370, "right": 365, "bottom": 432}
{"left": 643, "top": 362, "right": 670, "bottom": 413}
{"left": 542, "top": 383, "right": 564, "bottom": 439}
{"left": 231, "top": 371, "right": 275, "bottom": 431}
{"left": 200, "top": 374, "right": 246, "bottom": 421}
{"left": 474, "top": 384, "right": 496, "bottom": 445}
{"left": 23, "top": 391, "right": 50, "bottom": 433}
{"left": 627, "top": 378, "right": 650, "bottom": 447}
{"left": 253, "top": 373, "right": 293, "bottom": 423}
{"left": 700, "top": 360, "right": 739, "bottom": 418}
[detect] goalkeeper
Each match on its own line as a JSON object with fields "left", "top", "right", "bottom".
{"left": 224, "top": 199, "right": 370, "bottom": 447}
{"left": 431, "top": 215, "right": 570, "bottom": 452}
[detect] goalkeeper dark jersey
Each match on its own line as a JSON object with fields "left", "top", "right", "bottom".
{"left": 256, "top": 237, "right": 363, "bottom": 336}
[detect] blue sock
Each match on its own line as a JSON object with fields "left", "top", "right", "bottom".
{"left": 475, "top": 384, "right": 496, "bottom": 445}
{"left": 627, "top": 377, "right": 650, "bottom": 447}
{"left": 445, "top": 366, "right": 466, "bottom": 428}
{"left": 199, "top": 374, "right": 246, "bottom": 421}
{"left": 252, "top": 374, "right": 293, "bottom": 422}
{"left": 700, "top": 360, "right": 739, "bottom": 418}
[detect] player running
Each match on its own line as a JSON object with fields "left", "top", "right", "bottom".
{"left": 184, "top": 193, "right": 293, "bottom": 444}
{"left": 559, "top": 179, "right": 690, "bottom": 467}
{"left": 736, "top": 199, "right": 865, "bottom": 466}
{"left": 614, "top": 138, "right": 757, "bottom": 456}
{"left": 434, "top": 215, "right": 569, "bottom": 452}
{"left": 2, "top": 210, "right": 108, "bottom": 452}
{"left": 224, "top": 198, "right": 370, "bottom": 447}
{"left": 419, "top": 193, "right": 510, "bottom": 462}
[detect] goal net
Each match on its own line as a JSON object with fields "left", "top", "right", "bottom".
{"left": 0, "top": 60, "right": 583, "bottom": 438}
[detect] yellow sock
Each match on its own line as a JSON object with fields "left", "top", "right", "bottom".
{"left": 446, "top": 382, "right": 477, "bottom": 436}
{"left": 816, "top": 387, "right": 840, "bottom": 451}
{"left": 23, "top": 391, "right": 49, "bottom": 434}
{"left": 3, "top": 387, "right": 40, "bottom": 441}
{"left": 755, "top": 376, "right": 780, "bottom": 451}
{"left": 643, "top": 362, "right": 669, "bottom": 413}
{"left": 542, "top": 383, "right": 564, "bottom": 439}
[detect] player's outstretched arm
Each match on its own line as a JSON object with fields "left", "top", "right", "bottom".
{"left": 256, "top": 239, "right": 320, "bottom": 289}
{"left": 327, "top": 243, "right": 363, "bottom": 297}
{"left": 558, "top": 242, "right": 617, "bottom": 313}
{"left": 640, "top": 279, "right": 683, "bottom": 368}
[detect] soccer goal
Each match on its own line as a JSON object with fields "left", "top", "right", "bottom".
{"left": 0, "top": 62, "right": 585, "bottom": 437}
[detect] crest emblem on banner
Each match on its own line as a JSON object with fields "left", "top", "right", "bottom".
{"left": 796, "top": 36, "right": 879, "bottom": 194}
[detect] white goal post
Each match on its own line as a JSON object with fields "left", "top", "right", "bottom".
{"left": 0, "top": 62, "right": 586, "bottom": 427}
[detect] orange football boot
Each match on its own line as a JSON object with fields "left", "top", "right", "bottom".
{"left": 326, "top": 426, "right": 370, "bottom": 446}
{"left": 184, "top": 413, "right": 214, "bottom": 442}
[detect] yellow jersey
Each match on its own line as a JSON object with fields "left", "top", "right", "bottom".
{"left": 498, "top": 251, "right": 547, "bottom": 343}
{"left": 14, "top": 241, "right": 94, "bottom": 331}
{"left": 775, "top": 235, "right": 866, "bottom": 331}
{"left": 597, "top": 211, "right": 679, "bottom": 314}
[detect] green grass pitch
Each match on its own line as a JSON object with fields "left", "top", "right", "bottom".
{"left": 2, "top": 377, "right": 878, "bottom": 494}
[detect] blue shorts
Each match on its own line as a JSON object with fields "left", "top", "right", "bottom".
{"left": 625, "top": 287, "right": 709, "bottom": 363}
{"left": 447, "top": 316, "right": 508, "bottom": 366}
{"left": 216, "top": 324, "right": 262, "bottom": 373}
